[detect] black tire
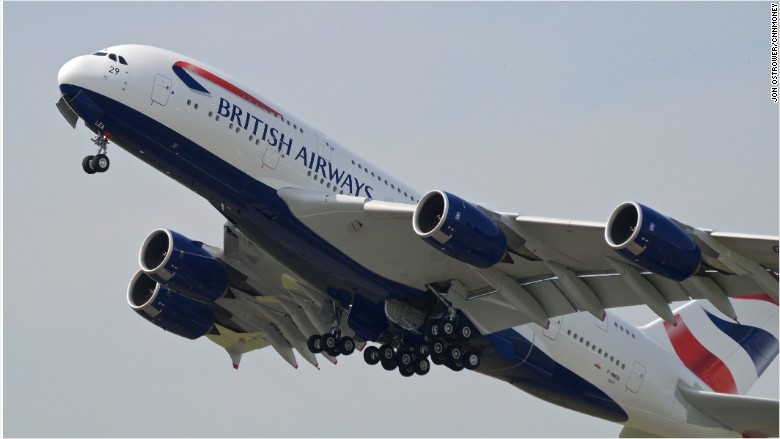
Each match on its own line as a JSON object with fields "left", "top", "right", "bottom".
{"left": 414, "top": 358, "right": 430, "bottom": 376}
{"left": 457, "top": 323, "right": 473, "bottom": 340}
{"left": 322, "top": 333, "right": 337, "bottom": 351}
{"left": 431, "top": 354, "right": 445, "bottom": 365}
{"left": 379, "top": 344, "right": 395, "bottom": 362}
{"left": 442, "top": 321, "right": 456, "bottom": 339}
{"left": 447, "top": 359, "right": 464, "bottom": 372}
{"left": 413, "top": 342, "right": 429, "bottom": 358}
{"left": 307, "top": 334, "right": 323, "bottom": 353}
{"left": 92, "top": 154, "right": 110, "bottom": 173}
{"left": 396, "top": 350, "right": 414, "bottom": 367}
{"left": 82, "top": 155, "right": 96, "bottom": 174}
{"left": 463, "top": 350, "right": 480, "bottom": 370}
{"left": 381, "top": 359, "right": 397, "bottom": 371}
{"left": 431, "top": 340, "right": 446, "bottom": 357}
{"left": 364, "top": 346, "right": 380, "bottom": 365}
{"left": 399, "top": 365, "right": 415, "bottom": 377}
{"left": 426, "top": 321, "right": 441, "bottom": 339}
{"left": 338, "top": 336, "right": 355, "bottom": 355}
{"left": 446, "top": 345, "right": 462, "bottom": 362}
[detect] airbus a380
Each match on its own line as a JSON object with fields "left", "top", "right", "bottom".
{"left": 56, "top": 44, "right": 778, "bottom": 437}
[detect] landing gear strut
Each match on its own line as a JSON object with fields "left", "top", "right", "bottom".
{"left": 83, "top": 132, "right": 111, "bottom": 174}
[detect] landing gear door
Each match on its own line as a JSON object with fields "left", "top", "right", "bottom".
{"left": 151, "top": 74, "right": 172, "bottom": 106}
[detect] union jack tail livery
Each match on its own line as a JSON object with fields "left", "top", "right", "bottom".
{"left": 642, "top": 295, "right": 778, "bottom": 396}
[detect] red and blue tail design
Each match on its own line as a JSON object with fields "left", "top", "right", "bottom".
{"left": 642, "top": 294, "right": 778, "bottom": 395}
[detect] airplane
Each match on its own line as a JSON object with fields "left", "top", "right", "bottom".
{"left": 56, "top": 44, "right": 779, "bottom": 437}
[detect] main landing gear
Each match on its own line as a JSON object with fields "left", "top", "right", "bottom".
{"left": 82, "top": 132, "right": 111, "bottom": 174}
{"left": 361, "top": 317, "right": 479, "bottom": 378}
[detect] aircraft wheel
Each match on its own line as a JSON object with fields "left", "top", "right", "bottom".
{"left": 414, "top": 358, "right": 430, "bottom": 376}
{"left": 92, "top": 153, "right": 110, "bottom": 173}
{"left": 364, "top": 346, "right": 380, "bottom": 365}
{"left": 442, "top": 321, "right": 456, "bottom": 339}
{"left": 412, "top": 342, "right": 429, "bottom": 358}
{"left": 426, "top": 321, "right": 441, "bottom": 339}
{"left": 399, "top": 365, "right": 415, "bottom": 377}
{"left": 307, "top": 334, "right": 323, "bottom": 353}
{"left": 457, "top": 323, "right": 473, "bottom": 340}
{"left": 446, "top": 359, "right": 464, "bottom": 372}
{"left": 338, "top": 336, "right": 355, "bottom": 356}
{"left": 446, "top": 344, "right": 462, "bottom": 362}
{"left": 463, "top": 350, "right": 480, "bottom": 370}
{"left": 430, "top": 340, "right": 446, "bottom": 357}
{"left": 381, "top": 359, "right": 397, "bottom": 371}
{"left": 82, "top": 155, "right": 96, "bottom": 174}
{"left": 431, "top": 354, "right": 445, "bottom": 365}
{"left": 396, "top": 350, "right": 414, "bottom": 368}
{"left": 322, "top": 333, "right": 339, "bottom": 356}
{"left": 379, "top": 344, "right": 395, "bottom": 362}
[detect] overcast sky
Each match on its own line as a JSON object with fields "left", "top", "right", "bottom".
{"left": 3, "top": 1, "right": 778, "bottom": 437}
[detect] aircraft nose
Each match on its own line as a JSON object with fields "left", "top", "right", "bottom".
{"left": 57, "top": 55, "right": 89, "bottom": 93}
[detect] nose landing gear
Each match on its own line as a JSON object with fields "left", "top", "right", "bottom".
{"left": 82, "top": 132, "right": 111, "bottom": 174}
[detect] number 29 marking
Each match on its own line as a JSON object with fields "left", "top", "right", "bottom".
{"left": 109, "top": 66, "right": 120, "bottom": 75}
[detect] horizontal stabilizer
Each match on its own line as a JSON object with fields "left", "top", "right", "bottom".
{"left": 678, "top": 384, "right": 779, "bottom": 437}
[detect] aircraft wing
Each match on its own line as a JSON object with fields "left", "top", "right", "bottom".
{"left": 279, "top": 188, "right": 779, "bottom": 335}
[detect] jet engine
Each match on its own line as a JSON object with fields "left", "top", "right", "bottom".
{"left": 139, "top": 229, "right": 229, "bottom": 303}
{"left": 413, "top": 190, "right": 507, "bottom": 268}
{"left": 605, "top": 202, "right": 701, "bottom": 281}
{"left": 127, "top": 270, "right": 215, "bottom": 340}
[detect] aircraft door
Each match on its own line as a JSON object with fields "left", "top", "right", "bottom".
{"left": 151, "top": 74, "right": 172, "bottom": 106}
{"left": 627, "top": 361, "right": 646, "bottom": 393}
{"left": 262, "top": 144, "right": 281, "bottom": 169}
{"left": 316, "top": 130, "right": 333, "bottom": 162}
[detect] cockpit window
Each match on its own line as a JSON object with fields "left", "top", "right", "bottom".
{"left": 92, "top": 51, "right": 128, "bottom": 65}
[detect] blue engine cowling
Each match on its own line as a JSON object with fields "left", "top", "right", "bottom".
{"left": 605, "top": 202, "right": 701, "bottom": 281}
{"left": 127, "top": 270, "right": 215, "bottom": 340}
{"left": 413, "top": 191, "right": 507, "bottom": 268}
{"left": 139, "top": 229, "right": 228, "bottom": 303}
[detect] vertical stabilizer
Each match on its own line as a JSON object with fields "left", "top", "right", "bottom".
{"left": 640, "top": 295, "right": 778, "bottom": 394}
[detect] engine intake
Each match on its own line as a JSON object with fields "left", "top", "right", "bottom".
{"left": 139, "top": 229, "right": 228, "bottom": 303}
{"left": 413, "top": 190, "right": 507, "bottom": 268}
{"left": 127, "top": 270, "right": 215, "bottom": 340}
{"left": 605, "top": 202, "right": 701, "bottom": 281}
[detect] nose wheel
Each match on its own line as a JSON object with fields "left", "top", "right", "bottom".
{"left": 82, "top": 133, "right": 111, "bottom": 174}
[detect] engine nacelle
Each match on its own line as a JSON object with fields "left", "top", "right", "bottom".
{"left": 605, "top": 202, "right": 701, "bottom": 281}
{"left": 139, "top": 229, "right": 228, "bottom": 303}
{"left": 413, "top": 190, "right": 507, "bottom": 268}
{"left": 127, "top": 270, "right": 215, "bottom": 340}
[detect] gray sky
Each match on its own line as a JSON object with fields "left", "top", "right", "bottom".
{"left": 3, "top": 1, "right": 778, "bottom": 437}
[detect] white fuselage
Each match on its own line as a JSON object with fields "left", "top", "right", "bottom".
{"left": 57, "top": 44, "right": 753, "bottom": 437}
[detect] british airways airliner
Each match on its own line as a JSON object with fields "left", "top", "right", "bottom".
{"left": 56, "top": 44, "right": 779, "bottom": 437}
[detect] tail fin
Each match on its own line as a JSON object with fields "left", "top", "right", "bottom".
{"left": 641, "top": 294, "right": 778, "bottom": 395}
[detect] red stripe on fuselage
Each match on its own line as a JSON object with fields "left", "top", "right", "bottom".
{"left": 733, "top": 294, "right": 779, "bottom": 307}
{"left": 664, "top": 314, "right": 738, "bottom": 394}
{"left": 173, "top": 61, "right": 281, "bottom": 117}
